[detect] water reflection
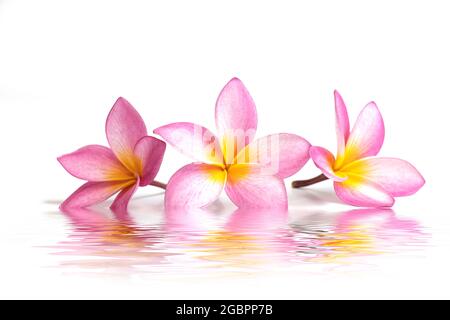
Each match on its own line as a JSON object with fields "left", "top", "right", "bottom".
{"left": 50, "top": 206, "right": 427, "bottom": 275}
{"left": 53, "top": 208, "right": 171, "bottom": 274}
{"left": 176, "top": 208, "right": 290, "bottom": 269}
{"left": 308, "top": 209, "right": 425, "bottom": 262}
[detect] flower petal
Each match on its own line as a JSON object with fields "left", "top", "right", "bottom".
{"left": 338, "top": 102, "right": 384, "bottom": 167}
{"left": 238, "top": 133, "right": 310, "bottom": 178}
{"left": 334, "top": 90, "right": 350, "bottom": 162}
{"left": 334, "top": 175, "right": 394, "bottom": 207}
{"left": 105, "top": 97, "right": 147, "bottom": 172}
{"left": 215, "top": 78, "right": 257, "bottom": 160}
{"left": 133, "top": 136, "right": 166, "bottom": 186}
{"left": 60, "top": 180, "right": 134, "bottom": 209}
{"left": 165, "top": 163, "right": 226, "bottom": 208}
{"left": 154, "top": 122, "right": 223, "bottom": 164}
{"left": 341, "top": 157, "right": 425, "bottom": 197}
{"left": 110, "top": 179, "right": 139, "bottom": 213}
{"left": 310, "top": 146, "right": 347, "bottom": 181}
{"left": 57, "top": 145, "right": 133, "bottom": 182}
{"left": 225, "top": 164, "right": 288, "bottom": 209}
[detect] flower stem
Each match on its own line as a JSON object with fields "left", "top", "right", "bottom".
{"left": 150, "top": 180, "right": 167, "bottom": 190}
{"left": 291, "top": 174, "right": 328, "bottom": 188}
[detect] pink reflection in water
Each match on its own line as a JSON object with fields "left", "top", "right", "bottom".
{"left": 49, "top": 206, "right": 428, "bottom": 274}
{"left": 177, "top": 208, "right": 292, "bottom": 269}
{"left": 310, "top": 208, "right": 426, "bottom": 262}
{"left": 52, "top": 207, "right": 170, "bottom": 274}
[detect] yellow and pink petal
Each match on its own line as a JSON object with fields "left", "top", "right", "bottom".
{"left": 334, "top": 90, "right": 350, "bottom": 163}
{"left": 334, "top": 175, "right": 395, "bottom": 207}
{"left": 215, "top": 78, "right": 257, "bottom": 159}
{"left": 60, "top": 180, "right": 135, "bottom": 210}
{"left": 105, "top": 97, "right": 148, "bottom": 173}
{"left": 341, "top": 157, "right": 425, "bottom": 197}
{"left": 133, "top": 136, "right": 166, "bottom": 186}
{"left": 239, "top": 133, "right": 310, "bottom": 178}
{"left": 110, "top": 179, "right": 140, "bottom": 213}
{"left": 225, "top": 164, "right": 288, "bottom": 209}
{"left": 309, "top": 146, "right": 347, "bottom": 181}
{"left": 165, "top": 163, "right": 226, "bottom": 208}
{"left": 57, "top": 145, "right": 134, "bottom": 181}
{"left": 338, "top": 102, "right": 384, "bottom": 167}
{"left": 154, "top": 122, "right": 223, "bottom": 164}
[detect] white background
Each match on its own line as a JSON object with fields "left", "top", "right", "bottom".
{"left": 0, "top": 0, "right": 449, "bottom": 299}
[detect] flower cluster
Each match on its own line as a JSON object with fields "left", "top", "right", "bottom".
{"left": 58, "top": 78, "right": 424, "bottom": 211}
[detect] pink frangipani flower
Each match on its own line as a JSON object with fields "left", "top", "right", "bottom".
{"left": 58, "top": 98, "right": 166, "bottom": 212}
{"left": 292, "top": 91, "right": 425, "bottom": 207}
{"left": 154, "top": 78, "right": 310, "bottom": 209}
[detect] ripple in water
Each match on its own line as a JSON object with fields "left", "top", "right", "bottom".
{"left": 46, "top": 205, "right": 428, "bottom": 276}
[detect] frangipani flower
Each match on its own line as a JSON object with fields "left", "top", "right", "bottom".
{"left": 292, "top": 91, "right": 425, "bottom": 207}
{"left": 155, "top": 78, "right": 310, "bottom": 209}
{"left": 58, "top": 97, "right": 166, "bottom": 211}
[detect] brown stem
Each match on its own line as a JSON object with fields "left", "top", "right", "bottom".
{"left": 150, "top": 180, "right": 167, "bottom": 190}
{"left": 291, "top": 174, "right": 328, "bottom": 188}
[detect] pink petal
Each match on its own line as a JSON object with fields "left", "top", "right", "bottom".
{"left": 133, "top": 136, "right": 166, "bottom": 186}
{"left": 215, "top": 78, "right": 257, "bottom": 160}
{"left": 239, "top": 133, "right": 310, "bottom": 178}
{"left": 57, "top": 145, "right": 133, "bottom": 181}
{"left": 342, "top": 157, "right": 425, "bottom": 197}
{"left": 334, "top": 175, "right": 395, "bottom": 207}
{"left": 60, "top": 180, "right": 134, "bottom": 209}
{"left": 105, "top": 97, "right": 147, "bottom": 172}
{"left": 309, "top": 146, "right": 347, "bottom": 181}
{"left": 165, "top": 163, "right": 226, "bottom": 208}
{"left": 225, "top": 164, "right": 288, "bottom": 209}
{"left": 154, "top": 122, "right": 223, "bottom": 164}
{"left": 334, "top": 90, "right": 350, "bottom": 161}
{"left": 339, "top": 102, "right": 384, "bottom": 167}
{"left": 110, "top": 179, "right": 139, "bottom": 213}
